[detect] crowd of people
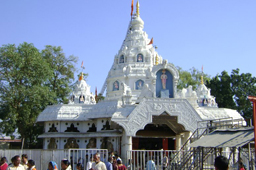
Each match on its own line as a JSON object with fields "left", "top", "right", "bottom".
{"left": 0, "top": 154, "right": 36, "bottom": 170}
{"left": 0, "top": 153, "right": 127, "bottom": 170}
{"left": 0, "top": 153, "right": 246, "bottom": 170}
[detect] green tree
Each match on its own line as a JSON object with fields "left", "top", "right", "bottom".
{"left": 0, "top": 42, "right": 55, "bottom": 147}
{"left": 96, "top": 93, "right": 105, "bottom": 103}
{"left": 230, "top": 69, "right": 256, "bottom": 118}
{"left": 206, "top": 69, "right": 256, "bottom": 119}
{"left": 177, "top": 66, "right": 210, "bottom": 90}
{"left": 206, "top": 71, "right": 236, "bottom": 109}
{"left": 41, "top": 45, "right": 78, "bottom": 104}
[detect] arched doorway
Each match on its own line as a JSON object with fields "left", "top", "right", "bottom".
{"left": 133, "top": 113, "right": 186, "bottom": 150}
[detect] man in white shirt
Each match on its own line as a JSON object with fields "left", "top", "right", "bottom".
{"left": 90, "top": 153, "right": 106, "bottom": 170}
{"left": 7, "top": 155, "right": 26, "bottom": 170}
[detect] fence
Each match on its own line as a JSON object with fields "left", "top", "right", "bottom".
{"left": 0, "top": 149, "right": 107, "bottom": 170}
{"left": 127, "top": 149, "right": 255, "bottom": 170}
{"left": 0, "top": 149, "right": 254, "bottom": 170}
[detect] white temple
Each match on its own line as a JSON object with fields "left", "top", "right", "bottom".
{"left": 36, "top": 1, "right": 244, "bottom": 161}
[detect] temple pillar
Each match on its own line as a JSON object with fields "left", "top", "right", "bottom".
{"left": 121, "top": 131, "right": 132, "bottom": 165}
{"left": 175, "top": 134, "right": 181, "bottom": 150}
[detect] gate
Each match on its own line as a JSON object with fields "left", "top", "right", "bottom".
{"left": 68, "top": 149, "right": 108, "bottom": 169}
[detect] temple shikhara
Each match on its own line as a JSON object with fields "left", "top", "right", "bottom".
{"left": 36, "top": 1, "right": 244, "bottom": 161}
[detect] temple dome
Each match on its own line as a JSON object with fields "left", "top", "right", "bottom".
{"left": 131, "top": 16, "right": 144, "bottom": 30}
{"left": 69, "top": 79, "right": 96, "bottom": 105}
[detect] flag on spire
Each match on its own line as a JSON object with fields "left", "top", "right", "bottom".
{"left": 131, "top": 0, "right": 134, "bottom": 17}
{"left": 79, "top": 72, "right": 83, "bottom": 81}
{"left": 148, "top": 38, "right": 153, "bottom": 45}
{"left": 81, "top": 61, "right": 85, "bottom": 69}
{"left": 202, "top": 65, "right": 204, "bottom": 72}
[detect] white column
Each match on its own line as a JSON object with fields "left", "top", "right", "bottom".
{"left": 121, "top": 131, "right": 132, "bottom": 165}
{"left": 175, "top": 134, "right": 181, "bottom": 150}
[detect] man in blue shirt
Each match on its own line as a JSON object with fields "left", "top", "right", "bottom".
{"left": 105, "top": 157, "right": 113, "bottom": 170}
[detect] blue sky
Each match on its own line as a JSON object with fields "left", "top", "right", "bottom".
{"left": 1, "top": 1, "right": 255, "bottom": 93}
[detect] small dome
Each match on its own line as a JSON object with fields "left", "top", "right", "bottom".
{"left": 131, "top": 16, "right": 144, "bottom": 30}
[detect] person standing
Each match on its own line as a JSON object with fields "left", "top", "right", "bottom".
{"left": 214, "top": 156, "right": 229, "bottom": 170}
{"left": 162, "top": 153, "right": 168, "bottom": 170}
{"left": 21, "top": 154, "right": 28, "bottom": 170}
{"left": 7, "top": 155, "right": 25, "bottom": 170}
{"left": 47, "top": 161, "right": 58, "bottom": 170}
{"left": 90, "top": 153, "right": 106, "bottom": 170}
{"left": 112, "top": 157, "right": 117, "bottom": 170}
{"left": 116, "top": 159, "right": 126, "bottom": 170}
{"left": 76, "top": 163, "right": 82, "bottom": 170}
{"left": 146, "top": 159, "right": 156, "bottom": 170}
{"left": 0, "top": 157, "right": 8, "bottom": 170}
{"left": 105, "top": 157, "right": 112, "bottom": 170}
{"left": 27, "top": 160, "right": 36, "bottom": 170}
{"left": 61, "top": 159, "right": 72, "bottom": 170}
{"left": 86, "top": 157, "right": 93, "bottom": 170}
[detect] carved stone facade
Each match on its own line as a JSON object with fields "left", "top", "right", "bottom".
{"left": 112, "top": 98, "right": 202, "bottom": 136}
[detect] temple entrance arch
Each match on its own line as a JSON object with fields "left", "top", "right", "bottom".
{"left": 133, "top": 114, "right": 186, "bottom": 150}
{"left": 112, "top": 98, "right": 202, "bottom": 137}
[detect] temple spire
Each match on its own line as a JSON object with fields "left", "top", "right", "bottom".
{"left": 136, "top": 1, "right": 140, "bottom": 17}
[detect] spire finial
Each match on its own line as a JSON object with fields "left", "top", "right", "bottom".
{"left": 155, "top": 54, "right": 159, "bottom": 65}
{"left": 201, "top": 65, "right": 204, "bottom": 84}
{"left": 136, "top": 1, "right": 140, "bottom": 17}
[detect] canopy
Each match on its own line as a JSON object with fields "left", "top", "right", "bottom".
{"left": 189, "top": 127, "right": 254, "bottom": 148}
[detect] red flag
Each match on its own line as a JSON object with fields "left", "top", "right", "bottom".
{"left": 81, "top": 61, "right": 83, "bottom": 68}
{"left": 131, "top": 0, "right": 134, "bottom": 17}
{"left": 202, "top": 65, "right": 204, "bottom": 72}
{"left": 148, "top": 37, "right": 153, "bottom": 45}
{"left": 79, "top": 76, "right": 82, "bottom": 81}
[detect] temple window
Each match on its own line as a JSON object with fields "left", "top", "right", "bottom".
{"left": 135, "top": 80, "right": 144, "bottom": 90}
{"left": 70, "top": 95, "right": 75, "bottom": 102}
{"left": 119, "top": 55, "right": 124, "bottom": 63}
{"left": 113, "top": 81, "right": 119, "bottom": 91}
{"left": 137, "top": 54, "right": 143, "bottom": 62}
{"left": 79, "top": 95, "right": 85, "bottom": 103}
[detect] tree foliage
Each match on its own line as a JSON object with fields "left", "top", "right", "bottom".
{"left": 206, "top": 68, "right": 256, "bottom": 119}
{"left": 0, "top": 43, "right": 77, "bottom": 148}
{"left": 206, "top": 71, "right": 236, "bottom": 109}
{"left": 230, "top": 69, "right": 256, "bottom": 118}
{"left": 177, "top": 66, "right": 211, "bottom": 90}
{"left": 42, "top": 45, "right": 77, "bottom": 104}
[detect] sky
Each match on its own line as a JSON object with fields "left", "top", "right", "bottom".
{"left": 1, "top": 0, "right": 256, "bottom": 94}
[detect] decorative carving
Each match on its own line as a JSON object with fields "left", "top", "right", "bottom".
{"left": 65, "top": 123, "right": 80, "bottom": 132}
{"left": 100, "top": 137, "right": 113, "bottom": 152}
{"left": 112, "top": 98, "right": 202, "bottom": 136}
{"left": 48, "top": 138, "right": 57, "bottom": 149}
{"left": 64, "top": 138, "right": 79, "bottom": 149}
{"left": 48, "top": 124, "right": 58, "bottom": 132}
{"left": 87, "top": 123, "right": 96, "bottom": 132}
{"left": 87, "top": 138, "right": 96, "bottom": 148}
{"left": 101, "top": 121, "right": 112, "bottom": 130}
